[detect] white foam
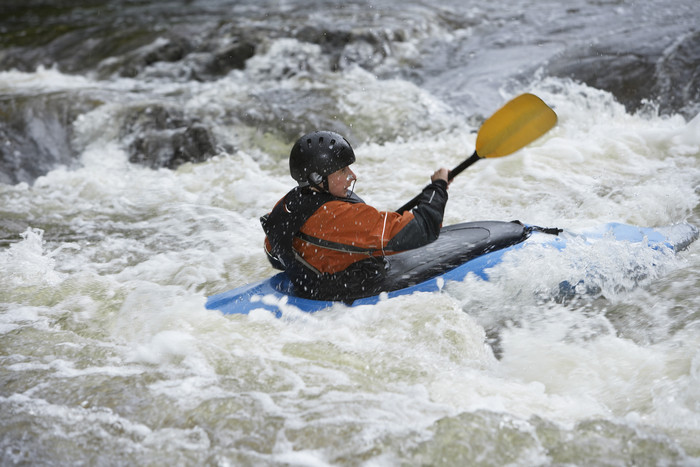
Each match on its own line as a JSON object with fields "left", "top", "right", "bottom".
{"left": 0, "top": 228, "right": 64, "bottom": 288}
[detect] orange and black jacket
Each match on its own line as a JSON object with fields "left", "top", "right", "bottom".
{"left": 261, "top": 180, "right": 448, "bottom": 300}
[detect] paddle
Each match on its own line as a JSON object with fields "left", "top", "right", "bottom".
{"left": 396, "top": 93, "right": 557, "bottom": 214}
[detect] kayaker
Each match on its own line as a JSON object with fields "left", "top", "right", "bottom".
{"left": 261, "top": 130, "right": 449, "bottom": 300}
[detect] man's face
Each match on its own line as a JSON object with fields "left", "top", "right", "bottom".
{"left": 327, "top": 166, "right": 356, "bottom": 197}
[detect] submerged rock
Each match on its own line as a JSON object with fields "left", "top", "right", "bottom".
{"left": 0, "top": 96, "right": 222, "bottom": 184}
{"left": 653, "top": 30, "right": 700, "bottom": 118}
{"left": 198, "top": 40, "right": 257, "bottom": 79}
{"left": 122, "top": 105, "right": 218, "bottom": 170}
{"left": 0, "top": 92, "right": 100, "bottom": 185}
{"left": 545, "top": 26, "right": 700, "bottom": 119}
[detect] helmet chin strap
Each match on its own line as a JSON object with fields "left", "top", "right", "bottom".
{"left": 346, "top": 179, "right": 357, "bottom": 198}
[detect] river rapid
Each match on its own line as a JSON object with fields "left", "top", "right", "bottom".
{"left": 2, "top": 0, "right": 700, "bottom": 465}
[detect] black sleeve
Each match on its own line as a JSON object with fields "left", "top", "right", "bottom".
{"left": 385, "top": 179, "right": 448, "bottom": 251}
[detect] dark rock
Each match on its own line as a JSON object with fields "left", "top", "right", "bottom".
{"left": 170, "top": 125, "right": 217, "bottom": 166}
{"left": 203, "top": 41, "right": 257, "bottom": 77}
{"left": 294, "top": 25, "right": 392, "bottom": 72}
{"left": 546, "top": 30, "right": 700, "bottom": 118}
{"left": 123, "top": 105, "right": 218, "bottom": 169}
{"left": 653, "top": 30, "right": 700, "bottom": 118}
{"left": 116, "top": 35, "right": 195, "bottom": 78}
{"left": 547, "top": 47, "right": 656, "bottom": 112}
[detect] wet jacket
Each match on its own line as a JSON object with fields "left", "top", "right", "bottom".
{"left": 261, "top": 180, "right": 448, "bottom": 300}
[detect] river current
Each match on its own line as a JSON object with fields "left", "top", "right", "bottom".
{"left": 2, "top": 0, "right": 700, "bottom": 465}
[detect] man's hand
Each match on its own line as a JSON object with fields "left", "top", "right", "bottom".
{"left": 431, "top": 167, "right": 450, "bottom": 186}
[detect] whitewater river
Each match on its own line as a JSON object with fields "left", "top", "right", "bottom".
{"left": 2, "top": 0, "right": 700, "bottom": 465}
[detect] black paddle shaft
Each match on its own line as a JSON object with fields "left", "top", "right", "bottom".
{"left": 395, "top": 151, "right": 479, "bottom": 214}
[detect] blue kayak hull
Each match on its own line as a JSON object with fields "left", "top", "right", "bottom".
{"left": 206, "top": 221, "right": 698, "bottom": 317}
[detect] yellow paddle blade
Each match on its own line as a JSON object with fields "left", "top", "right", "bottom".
{"left": 475, "top": 93, "right": 557, "bottom": 158}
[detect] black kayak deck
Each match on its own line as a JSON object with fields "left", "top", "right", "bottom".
{"left": 377, "top": 220, "right": 529, "bottom": 292}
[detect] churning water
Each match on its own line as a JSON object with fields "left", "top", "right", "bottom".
{"left": 2, "top": 0, "right": 700, "bottom": 465}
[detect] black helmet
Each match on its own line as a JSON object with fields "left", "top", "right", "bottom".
{"left": 289, "top": 130, "right": 355, "bottom": 186}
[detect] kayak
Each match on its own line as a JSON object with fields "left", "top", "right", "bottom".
{"left": 205, "top": 221, "right": 698, "bottom": 317}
